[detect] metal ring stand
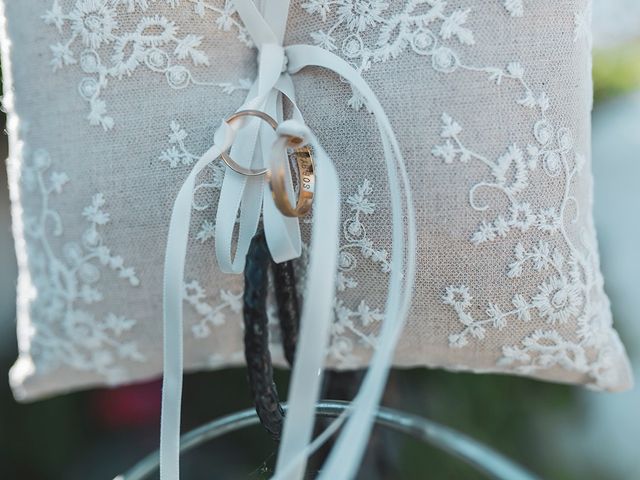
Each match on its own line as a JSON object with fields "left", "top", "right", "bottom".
{"left": 117, "top": 401, "right": 538, "bottom": 480}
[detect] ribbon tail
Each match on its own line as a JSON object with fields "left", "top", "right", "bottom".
{"left": 272, "top": 135, "right": 341, "bottom": 480}
{"left": 318, "top": 125, "right": 416, "bottom": 480}
{"left": 214, "top": 80, "right": 265, "bottom": 274}
{"left": 160, "top": 143, "right": 226, "bottom": 480}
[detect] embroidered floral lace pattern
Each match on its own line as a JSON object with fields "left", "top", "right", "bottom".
{"left": 329, "top": 179, "right": 388, "bottom": 366}
{"left": 42, "top": 0, "right": 531, "bottom": 125}
{"left": 300, "top": 0, "right": 533, "bottom": 109}
{"left": 430, "top": 2, "right": 620, "bottom": 389}
{"left": 18, "top": 148, "right": 144, "bottom": 384}
{"left": 14, "top": 0, "right": 626, "bottom": 395}
{"left": 183, "top": 279, "right": 241, "bottom": 338}
{"left": 42, "top": 0, "right": 250, "bottom": 129}
{"left": 295, "top": 0, "right": 624, "bottom": 387}
{"left": 436, "top": 109, "right": 619, "bottom": 387}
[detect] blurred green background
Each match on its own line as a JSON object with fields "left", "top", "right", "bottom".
{"left": 1, "top": 2, "right": 639, "bottom": 479}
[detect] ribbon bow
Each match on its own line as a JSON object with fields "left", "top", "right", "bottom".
{"left": 160, "top": 1, "right": 416, "bottom": 479}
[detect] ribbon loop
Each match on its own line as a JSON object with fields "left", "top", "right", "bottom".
{"left": 257, "top": 43, "right": 286, "bottom": 94}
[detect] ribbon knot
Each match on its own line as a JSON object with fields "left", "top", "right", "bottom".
{"left": 212, "top": 28, "right": 303, "bottom": 274}
{"left": 276, "top": 120, "right": 311, "bottom": 146}
{"left": 160, "top": 1, "right": 416, "bottom": 479}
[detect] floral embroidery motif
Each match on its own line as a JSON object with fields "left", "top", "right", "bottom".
{"left": 43, "top": 0, "right": 249, "bottom": 129}
{"left": 301, "top": 0, "right": 538, "bottom": 109}
{"left": 433, "top": 44, "right": 620, "bottom": 388}
{"left": 183, "top": 280, "right": 242, "bottom": 338}
{"left": 20, "top": 148, "right": 143, "bottom": 383}
{"left": 159, "top": 119, "right": 227, "bottom": 237}
{"left": 327, "top": 180, "right": 388, "bottom": 366}
{"left": 277, "top": 181, "right": 389, "bottom": 367}
{"left": 302, "top": 0, "right": 476, "bottom": 109}
{"left": 337, "top": 180, "right": 389, "bottom": 289}
{"left": 42, "top": 0, "right": 537, "bottom": 127}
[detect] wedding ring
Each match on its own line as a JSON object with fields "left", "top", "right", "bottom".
{"left": 220, "top": 109, "right": 277, "bottom": 177}
{"left": 220, "top": 109, "right": 315, "bottom": 217}
{"left": 267, "top": 141, "right": 315, "bottom": 218}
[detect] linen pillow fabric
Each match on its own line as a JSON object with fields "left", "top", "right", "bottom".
{"left": 1, "top": 0, "right": 632, "bottom": 400}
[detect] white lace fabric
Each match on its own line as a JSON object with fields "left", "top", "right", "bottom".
{"left": 1, "top": 0, "right": 633, "bottom": 401}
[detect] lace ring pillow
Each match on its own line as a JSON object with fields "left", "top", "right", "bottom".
{"left": 3, "top": 0, "right": 632, "bottom": 402}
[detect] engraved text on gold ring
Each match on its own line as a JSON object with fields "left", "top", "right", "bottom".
{"left": 267, "top": 143, "right": 315, "bottom": 218}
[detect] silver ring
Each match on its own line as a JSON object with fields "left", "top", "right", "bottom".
{"left": 220, "top": 110, "right": 278, "bottom": 176}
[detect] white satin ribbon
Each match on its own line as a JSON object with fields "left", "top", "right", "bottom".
{"left": 214, "top": 44, "right": 302, "bottom": 274}
{"left": 159, "top": 1, "right": 416, "bottom": 479}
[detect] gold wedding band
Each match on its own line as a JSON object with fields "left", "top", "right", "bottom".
{"left": 220, "top": 109, "right": 315, "bottom": 217}
{"left": 267, "top": 141, "right": 315, "bottom": 218}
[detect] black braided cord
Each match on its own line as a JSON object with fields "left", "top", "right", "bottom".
{"left": 271, "top": 257, "right": 300, "bottom": 367}
{"left": 243, "top": 230, "right": 300, "bottom": 440}
{"left": 243, "top": 231, "right": 392, "bottom": 473}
